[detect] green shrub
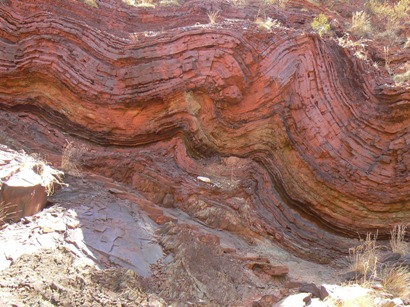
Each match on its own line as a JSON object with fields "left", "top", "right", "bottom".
{"left": 311, "top": 14, "right": 331, "bottom": 37}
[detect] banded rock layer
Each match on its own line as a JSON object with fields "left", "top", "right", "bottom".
{"left": 0, "top": 0, "right": 409, "bottom": 263}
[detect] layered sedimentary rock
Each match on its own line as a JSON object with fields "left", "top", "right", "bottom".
{"left": 0, "top": 0, "right": 409, "bottom": 263}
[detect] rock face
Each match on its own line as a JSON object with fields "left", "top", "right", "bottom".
{"left": 0, "top": 0, "right": 409, "bottom": 263}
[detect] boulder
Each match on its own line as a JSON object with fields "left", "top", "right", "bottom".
{"left": 1, "top": 169, "right": 47, "bottom": 223}
{"left": 299, "top": 283, "right": 321, "bottom": 298}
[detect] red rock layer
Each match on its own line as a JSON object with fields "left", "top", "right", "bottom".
{"left": 0, "top": 0, "right": 409, "bottom": 263}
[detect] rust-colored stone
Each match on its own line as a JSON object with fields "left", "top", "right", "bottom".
{"left": 1, "top": 170, "right": 47, "bottom": 222}
{"left": 0, "top": 0, "right": 408, "bottom": 264}
{"left": 247, "top": 262, "right": 289, "bottom": 277}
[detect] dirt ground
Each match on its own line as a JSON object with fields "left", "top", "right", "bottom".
{"left": 0, "top": 247, "right": 165, "bottom": 307}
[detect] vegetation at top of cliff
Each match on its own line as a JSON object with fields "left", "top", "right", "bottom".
{"left": 311, "top": 13, "right": 331, "bottom": 37}
{"left": 367, "top": 0, "right": 409, "bottom": 29}
{"left": 350, "top": 11, "right": 372, "bottom": 37}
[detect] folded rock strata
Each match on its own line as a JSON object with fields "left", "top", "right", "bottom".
{"left": 0, "top": 0, "right": 409, "bottom": 263}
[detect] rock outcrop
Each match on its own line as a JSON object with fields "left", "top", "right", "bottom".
{"left": 0, "top": 0, "right": 409, "bottom": 263}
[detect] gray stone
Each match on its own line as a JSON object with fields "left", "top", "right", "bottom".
{"left": 341, "top": 270, "right": 361, "bottom": 282}
{"left": 381, "top": 252, "right": 402, "bottom": 263}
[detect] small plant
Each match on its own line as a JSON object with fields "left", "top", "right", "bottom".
{"left": 311, "top": 14, "right": 331, "bottom": 37}
{"left": 382, "top": 266, "right": 410, "bottom": 300}
{"left": 384, "top": 46, "right": 390, "bottom": 71}
{"left": 390, "top": 224, "right": 410, "bottom": 254}
{"left": 207, "top": 11, "right": 219, "bottom": 24}
{"left": 351, "top": 11, "right": 372, "bottom": 37}
{"left": 255, "top": 17, "right": 281, "bottom": 31}
{"left": 349, "top": 233, "right": 379, "bottom": 284}
{"left": 0, "top": 202, "right": 8, "bottom": 226}
{"left": 0, "top": 202, "right": 22, "bottom": 226}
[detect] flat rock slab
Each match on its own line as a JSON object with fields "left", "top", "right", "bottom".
{"left": 49, "top": 177, "right": 165, "bottom": 277}
{"left": 77, "top": 202, "right": 163, "bottom": 277}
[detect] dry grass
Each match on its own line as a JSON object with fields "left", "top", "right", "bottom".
{"left": 0, "top": 202, "right": 21, "bottom": 226}
{"left": 367, "top": 0, "right": 410, "bottom": 21}
{"left": 349, "top": 233, "right": 379, "bottom": 284}
{"left": 347, "top": 227, "right": 410, "bottom": 301}
{"left": 255, "top": 17, "right": 281, "bottom": 31}
{"left": 366, "top": 0, "right": 410, "bottom": 38}
{"left": 207, "top": 11, "right": 219, "bottom": 24}
{"left": 61, "top": 141, "right": 87, "bottom": 177}
{"left": 20, "top": 155, "right": 64, "bottom": 196}
{"left": 159, "top": 0, "right": 179, "bottom": 6}
{"left": 0, "top": 202, "right": 8, "bottom": 225}
{"left": 390, "top": 224, "right": 410, "bottom": 254}
{"left": 337, "top": 35, "right": 369, "bottom": 60}
{"left": 383, "top": 46, "right": 392, "bottom": 74}
{"left": 325, "top": 294, "right": 375, "bottom": 307}
{"left": 311, "top": 13, "right": 331, "bottom": 37}
{"left": 122, "top": 0, "right": 156, "bottom": 7}
{"left": 382, "top": 266, "right": 410, "bottom": 300}
{"left": 351, "top": 11, "right": 371, "bottom": 37}
{"left": 82, "top": 0, "right": 98, "bottom": 8}
{"left": 405, "top": 38, "right": 410, "bottom": 48}
{"left": 337, "top": 36, "right": 368, "bottom": 49}
{"left": 393, "top": 69, "right": 410, "bottom": 84}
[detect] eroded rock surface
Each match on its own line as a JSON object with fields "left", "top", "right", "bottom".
{"left": 0, "top": 0, "right": 409, "bottom": 264}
